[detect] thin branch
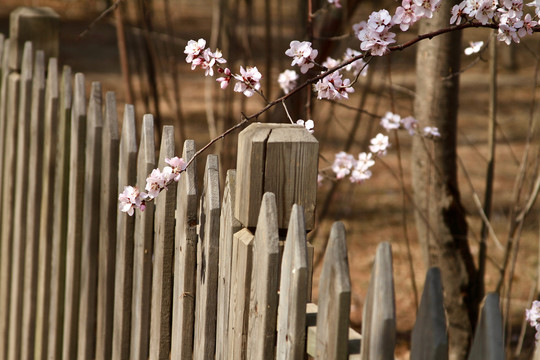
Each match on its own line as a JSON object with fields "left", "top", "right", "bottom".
{"left": 79, "top": 0, "right": 123, "bottom": 38}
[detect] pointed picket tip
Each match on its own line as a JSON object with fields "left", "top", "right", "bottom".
{"left": 360, "top": 241, "right": 395, "bottom": 360}
{"left": 21, "top": 41, "right": 33, "bottom": 82}
{"left": 468, "top": 293, "right": 504, "bottom": 360}
{"left": 411, "top": 267, "right": 448, "bottom": 360}
{"left": 316, "top": 221, "right": 351, "bottom": 360}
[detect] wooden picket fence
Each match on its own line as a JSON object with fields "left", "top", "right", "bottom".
{"left": 0, "top": 7, "right": 508, "bottom": 360}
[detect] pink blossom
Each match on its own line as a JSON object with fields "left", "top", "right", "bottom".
{"left": 412, "top": 0, "right": 441, "bottom": 19}
{"left": 369, "top": 133, "right": 390, "bottom": 156}
{"left": 343, "top": 48, "right": 368, "bottom": 76}
{"left": 165, "top": 156, "right": 187, "bottom": 182}
{"left": 332, "top": 152, "right": 356, "bottom": 179}
{"left": 233, "top": 66, "right": 262, "bottom": 97}
{"left": 401, "top": 116, "right": 418, "bottom": 135}
{"left": 350, "top": 152, "right": 375, "bottom": 183}
{"left": 327, "top": 0, "right": 341, "bottom": 8}
{"left": 285, "top": 41, "right": 318, "bottom": 74}
{"left": 393, "top": 0, "right": 420, "bottom": 31}
{"left": 145, "top": 168, "right": 168, "bottom": 199}
{"left": 464, "top": 41, "right": 484, "bottom": 55}
{"left": 118, "top": 186, "right": 148, "bottom": 216}
{"left": 184, "top": 38, "right": 206, "bottom": 63}
{"left": 380, "top": 112, "right": 401, "bottom": 131}
{"left": 296, "top": 119, "right": 314, "bottom": 133}
{"left": 450, "top": 2, "right": 466, "bottom": 25}
{"left": 216, "top": 68, "right": 232, "bottom": 89}
{"left": 278, "top": 70, "right": 298, "bottom": 94}
{"left": 313, "top": 71, "right": 354, "bottom": 100}
{"left": 423, "top": 126, "right": 441, "bottom": 138}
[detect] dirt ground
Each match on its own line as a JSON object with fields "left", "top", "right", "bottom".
{"left": 1, "top": 0, "right": 539, "bottom": 358}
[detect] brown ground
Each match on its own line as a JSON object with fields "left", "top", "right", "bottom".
{"left": 1, "top": 0, "right": 539, "bottom": 358}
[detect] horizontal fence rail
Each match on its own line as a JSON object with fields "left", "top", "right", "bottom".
{"left": 0, "top": 7, "right": 506, "bottom": 360}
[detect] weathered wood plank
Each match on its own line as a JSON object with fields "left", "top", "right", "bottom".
{"left": 77, "top": 81, "right": 103, "bottom": 360}
{"left": 215, "top": 170, "right": 242, "bottom": 360}
{"left": 193, "top": 155, "right": 221, "bottom": 360}
{"left": 235, "top": 123, "right": 318, "bottom": 230}
{"left": 34, "top": 57, "right": 59, "bottom": 360}
{"left": 360, "top": 241, "right": 395, "bottom": 360}
{"left": 0, "top": 72, "right": 20, "bottom": 360}
{"left": 129, "top": 114, "right": 155, "bottom": 360}
{"left": 95, "top": 91, "right": 119, "bottom": 360}
{"left": 148, "top": 125, "right": 177, "bottom": 360}
{"left": 306, "top": 303, "right": 361, "bottom": 359}
{"left": 247, "top": 192, "right": 280, "bottom": 360}
{"left": 0, "top": 37, "right": 10, "bottom": 234}
{"left": 410, "top": 267, "right": 448, "bottom": 360}
{"left": 276, "top": 204, "right": 308, "bottom": 360}
{"left": 170, "top": 140, "right": 198, "bottom": 360}
{"left": 468, "top": 293, "right": 503, "bottom": 360}
{"left": 316, "top": 222, "right": 351, "bottom": 360}
{"left": 7, "top": 42, "right": 33, "bottom": 360}
{"left": 0, "top": 39, "right": 12, "bottom": 359}
{"left": 61, "top": 72, "right": 87, "bottom": 360}
{"left": 20, "top": 49, "right": 46, "bottom": 360}
{"left": 226, "top": 228, "right": 254, "bottom": 360}
{"left": 112, "top": 104, "right": 138, "bottom": 360}
{"left": 46, "top": 65, "right": 72, "bottom": 360}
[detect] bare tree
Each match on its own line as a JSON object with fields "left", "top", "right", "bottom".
{"left": 411, "top": 2, "right": 479, "bottom": 359}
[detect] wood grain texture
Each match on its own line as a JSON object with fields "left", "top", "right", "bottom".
{"left": 193, "top": 155, "right": 220, "bottom": 360}
{"left": 170, "top": 140, "right": 198, "bottom": 360}
{"left": 148, "top": 126, "right": 177, "bottom": 360}
{"left": 247, "top": 192, "right": 280, "bottom": 360}
{"left": 360, "top": 241, "right": 395, "bottom": 360}
{"left": 215, "top": 170, "right": 242, "bottom": 360}
{"left": 34, "top": 57, "right": 59, "bottom": 360}
{"left": 7, "top": 42, "right": 33, "bottom": 360}
{"left": 467, "top": 293, "right": 503, "bottom": 360}
{"left": 20, "top": 49, "right": 45, "bottom": 360}
{"left": 112, "top": 104, "right": 138, "bottom": 360}
{"left": 226, "top": 228, "right": 254, "bottom": 360}
{"left": 306, "top": 303, "right": 361, "bottom": 358}
{"left": 95, "top": 91, "right": 119, "bottom": 360}
{"left": 129, "top": 114, "right": 155, "bottom": 360}
{"left": 276, "top": 204, "right": 308, "bottom": 360}
{"left": 316, "top": 222, "right": 351, "bottom": 360}
{"left": 0, "top": 72, "right": 20, "bottom": 360}
{"left": 235, "top": 123, "right": 318, "bottom": 230}
{"left": 0, "top": 38, "right": 10, "bottom": 245}
{"left": 61, "top": 71, "right": 86, "bottom": 360}
{"left": 47, "top": 65, "right": 72, "bottom": 360}
{"left": 77, "top": 81, "right": 103, "bottom": 360}
{"left": 410, "top": 267, "right": 448, "bottom": 360}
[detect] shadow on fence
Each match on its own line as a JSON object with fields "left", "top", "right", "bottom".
{"left": 0, "top": 7, "right": 506, "bottom": 360}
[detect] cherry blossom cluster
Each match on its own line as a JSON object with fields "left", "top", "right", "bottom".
{"left": 184, "top": 39, "right": 263, "bottom": 98}
{"left": 380, "top": 111, "right": 441, "bottom": 138}
{"left": 118, "top": 157, "right": 187, "bottom": 216}
{"left": 526, "top": 300, "right": 540, "bottom": 340}
{"left": 450, "top": 0, "right": 539, "bottom": 44}
{"left": 332, "top": 151, "right": 376, "bottom": 184}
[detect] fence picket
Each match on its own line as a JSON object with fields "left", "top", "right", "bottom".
{"left": 468, "top": 293, "right": 504, "bottom": 360}
{"left": 226, "top": 227, "right": 254, "bottom": 360}
{"left": 96, "top": 91, "right": 119, "bottom": 360}
{"left": 61, "top": 71, "right": 87, "bottom": 360}
{"left": 34, "top": 57, "right": 59, "bottom": 360}
{"left": 170, "top": 140, "right": 198, "bottom": 360}
{"left": 193, "top": 155, "right": 221, "bottom": 360}
{"left": 112, "top": 104, "right": 138, "bottom": 360}
{"left": 315, "top": 222, "right": 351, "bottom": 360}
{"left": 411, "top": 267, "right": 448, "bottom": 359}
{"left": 77, "top": 81, "right": 103, "bottom": 360}
{"left": 0, "top": 37, "right": 10, "bottom": 236}
{"left": 7, "top": 41, "right": 33, "bottom": 360}
{"left": 276, "top": 204, "right": 308, "bottom": 360}
{"left": 360, "top": 241, "right": 395, "bottom": 360}
{"left": 0, "top": 72, "right": 20, "bottom": 360}
{"left": 247, "top": 192, "right": 280, "bottom": 360}
{"left": 47, "top": 65, "right": 72, "bottom": 360}
{"left": 20, "top": 49, "right": 45, "bottom": 360}
{"left": 215, "top": 170, "right": 242, "bottom": 360}
{"left": 130, "top": 114, "right": 155, "bottom": 360}
{"left": 148, "top": 125, "right": 177, "bottom": 360}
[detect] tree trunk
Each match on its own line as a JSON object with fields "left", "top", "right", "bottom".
{"left": 411, "top": 3, "right": 478, "bottom": 359}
